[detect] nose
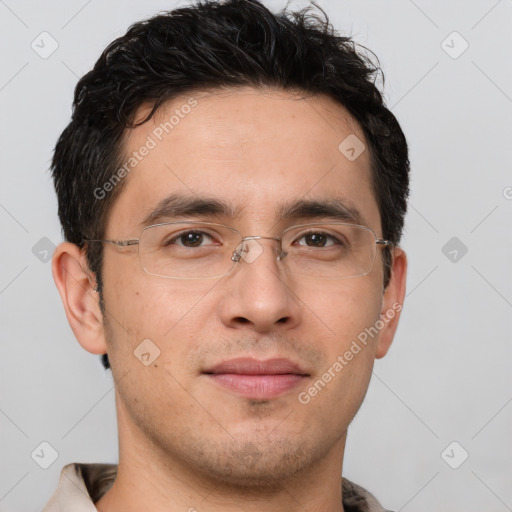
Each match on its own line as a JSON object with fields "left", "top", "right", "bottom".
{"left": 218, "top": 237, "right": 301, "bottom": 333}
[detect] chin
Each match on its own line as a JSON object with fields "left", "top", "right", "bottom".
{"left": 177, "top": 434, "right": 328, "bottom": 492}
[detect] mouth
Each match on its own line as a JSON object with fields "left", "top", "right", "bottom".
{"left": 202, "top": 357, "right": 310, "bottom": 400}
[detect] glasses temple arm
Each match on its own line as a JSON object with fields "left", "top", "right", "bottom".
{"left": 82, "top": 239, "right": 140, "bottom": 247}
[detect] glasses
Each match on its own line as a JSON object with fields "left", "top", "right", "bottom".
{"left": 84, "top": 221, "right": 392, "bottom": 280}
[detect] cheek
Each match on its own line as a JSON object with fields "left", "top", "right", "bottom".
{"left": 297, "top": 283, "right": 380, "bottom": 423}
{"left": 301, "top": 277, "right": 382, "bottom": 344}
{"left": 102, "top": 261, "right": 215, "bottom": 363}
{"left": 303, "top": 278, "right": 381, "bottom": 379}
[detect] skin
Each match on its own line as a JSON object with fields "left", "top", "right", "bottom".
{"left": 53, "top": 86, "right": 407, "bottom": 511}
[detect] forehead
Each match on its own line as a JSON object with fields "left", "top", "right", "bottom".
{"left": 106, "top": 86, "right": 380, "bottom": 234}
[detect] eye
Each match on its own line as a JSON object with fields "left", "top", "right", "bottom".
{"left": 164, "top": 230, "right": 218, "bottom": 248}
{"left": 294, "top": 231, "right": 343, "bottom": 248}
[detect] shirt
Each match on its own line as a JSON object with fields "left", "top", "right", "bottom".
{"left": 42, "top": 463, "right": 393, "bottom": 512}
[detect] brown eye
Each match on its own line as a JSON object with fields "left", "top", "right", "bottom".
{"left": 179, "top": 232, "right": 205, "bottom": 247}
{"left": 295, "top": 231, "right": 342, "bottom": 248}
{"left": 164, "top": 231, "right": 216, "bottom": 248}
{"left": 303, "top": 233, "right": 329, "bottom": 247}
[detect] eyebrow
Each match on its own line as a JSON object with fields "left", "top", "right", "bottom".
{"left": 140, "top": 193, "right": 365, "bottom": 228}
{"left": 140, "top": 194, "right": 238, "bottom": 227}
{"left": 277, "top": 197, "right": 364, "bottom": 226}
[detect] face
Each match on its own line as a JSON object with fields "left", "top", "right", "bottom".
{"left": 94, "top": 87, "right": 403, "bottom": 488}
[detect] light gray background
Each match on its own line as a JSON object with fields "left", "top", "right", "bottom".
{"left": 1, "top": 0, "right": 511, "bottom": 510}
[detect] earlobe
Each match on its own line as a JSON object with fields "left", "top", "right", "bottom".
{"left": 52, "top": 242, "right": 107, "bottom": 356}
{"left": 375, "top": 247, "right": 407, "bottom": 359}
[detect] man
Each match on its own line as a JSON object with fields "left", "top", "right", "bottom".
{"left": 46, "top": 0, "right": 409, "bottom": 510}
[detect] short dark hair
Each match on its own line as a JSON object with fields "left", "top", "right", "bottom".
{"left": 51, "top": 0, "right": 410, "bottom": 371}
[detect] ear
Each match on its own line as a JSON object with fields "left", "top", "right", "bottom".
{"left": 52, "top": 242, "right": 107, "bottom": 356}
{"left": 375, "top": 247, "right": 407, "bottom": 359}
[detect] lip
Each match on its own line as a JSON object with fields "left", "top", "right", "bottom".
{"left": 203, "top": 358, "right": 310, "bottom": 400}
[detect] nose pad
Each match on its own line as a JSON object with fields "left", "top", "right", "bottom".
{"left": 231, "top": 237, "right": 285, "bottom": 265}
{"left": 238, "top": 238, "right": 264, "bottom": 264}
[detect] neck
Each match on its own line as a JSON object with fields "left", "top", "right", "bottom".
{"left": 95, "top": 399, "right": 347, "bottom": 512}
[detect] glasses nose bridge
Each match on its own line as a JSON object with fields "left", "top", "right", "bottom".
{"left": 232, "top": 234, "right": 285, "bottom": 264}
{"left": 242, "top": 235, "right": 281, "bottom": 243}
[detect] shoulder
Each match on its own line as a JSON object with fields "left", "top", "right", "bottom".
{"left": 342, "top": 477, "right": 394, "bottom": 512}
{"left": 42, "top": 462, "right": 118, "bottom": 511}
